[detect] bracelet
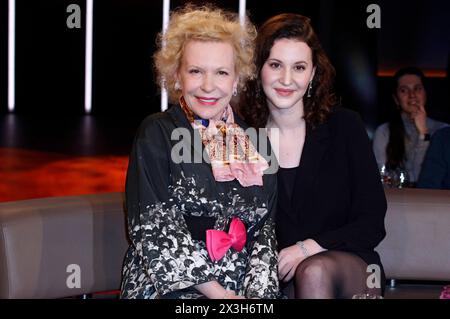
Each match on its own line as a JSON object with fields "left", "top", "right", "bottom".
{"left": 296, "top": 241, "right": 310, "bottom": 257}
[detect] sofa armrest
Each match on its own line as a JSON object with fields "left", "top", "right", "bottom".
{"left": 377, "top": 188, "right": 450, "bottom": 281}
{"left": 0, "top": 193, "right": 129, "bottom": 299}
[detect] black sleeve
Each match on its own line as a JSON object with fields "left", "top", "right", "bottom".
{"left": 125, "top": 117, "right": 215, "bottom": 297}
{"left": 243, "top": 173, "right": 279, "bottom": 299}
{"left": 417, "top": 130, "right": 447, "bottom": 189}
{"left": 313, "top": 111, "right": 387, "bottom": 252}
{"left": 125, "top": 118, "right": 171, "bottom": 216}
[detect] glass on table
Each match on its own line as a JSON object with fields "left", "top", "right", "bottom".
{"left": 380, "top": 165, "right": 410, "bottom": 188}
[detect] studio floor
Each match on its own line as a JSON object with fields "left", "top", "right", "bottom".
{"left": 0, "top": 114, "right": 145, "bottom": 202}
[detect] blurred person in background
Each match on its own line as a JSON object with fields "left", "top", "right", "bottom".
{"left": 373, "top": 67, "right": 448, "bottom": 187}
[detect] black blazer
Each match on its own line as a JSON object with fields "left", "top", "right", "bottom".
{"left": 276, "top": 107, "right": 387, "bottom": 267}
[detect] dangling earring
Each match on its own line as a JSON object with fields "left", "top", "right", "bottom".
{"left": 233, "top": 87, "right": 238, "bottom": 97}
{"left": 174, "top": 81, "right": 181, "bottom": 91}
{"left": 307, "top": 81, "right": 313, "bottom": 98}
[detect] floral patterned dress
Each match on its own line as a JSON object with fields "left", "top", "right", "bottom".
{"left": 120, "top": 104, "right": 279, "bottom": 299}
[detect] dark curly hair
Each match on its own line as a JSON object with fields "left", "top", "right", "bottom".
{"left": 239, "top": 13, "right": 336, "bottom": 128}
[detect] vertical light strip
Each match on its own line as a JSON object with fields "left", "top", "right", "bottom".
{"left": 84, "top": 0, "right": 94, "bottom": 113}
{"left": 239, "top": 0, "right": 246, "bottom": 26}
{"left": 8, "top": 0, "right": 15, "bottom": 112}
{"left": 160, "top": 0, "right": 170, "bottom": 111}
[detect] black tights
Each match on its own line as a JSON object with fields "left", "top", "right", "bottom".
{"left": 284, "top": 251, "right": 382, "bottom": 299}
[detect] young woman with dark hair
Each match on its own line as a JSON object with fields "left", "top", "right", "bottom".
{"left": 240, "top": 13, "right": 387, "bottom": 299}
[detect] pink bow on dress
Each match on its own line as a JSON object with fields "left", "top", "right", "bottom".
{"left": 206, "top": 218, "right": 246, "bottom": 261}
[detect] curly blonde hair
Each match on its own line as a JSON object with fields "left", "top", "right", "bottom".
{"left": 154, "top": 4, "right": 257, "bottom": 103}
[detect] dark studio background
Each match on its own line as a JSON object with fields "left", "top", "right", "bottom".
{"left": 1, "top": 0, "right": 449, "bottom": 120}
{"left": 0, "top": 0, "right": 449, "bottom": 201}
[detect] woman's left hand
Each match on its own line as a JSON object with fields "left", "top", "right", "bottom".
{"left": 278, "top": 245, "right": 305, "bottom": 282}
{"left": 278, "top": 239, "right": 327, "bottom": 282}
{"left": 412, "top": 104, "right": 428, "bottom": 135}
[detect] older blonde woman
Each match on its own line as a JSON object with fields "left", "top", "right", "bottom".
{"left": 120, "top": 5, "right": 279, "bottom": 299}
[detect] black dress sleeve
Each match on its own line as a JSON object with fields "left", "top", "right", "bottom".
{"left": 417, "top": 129, "right": 448, "bottom": 189}
{"left": 125, "top": 117, "right": 215, "bottom": 297}
{"left": 313, "top": 111, "right": 387, "bottom": 252}
{"left": 243, "top": 174, "right": 279, "bottom": 299}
